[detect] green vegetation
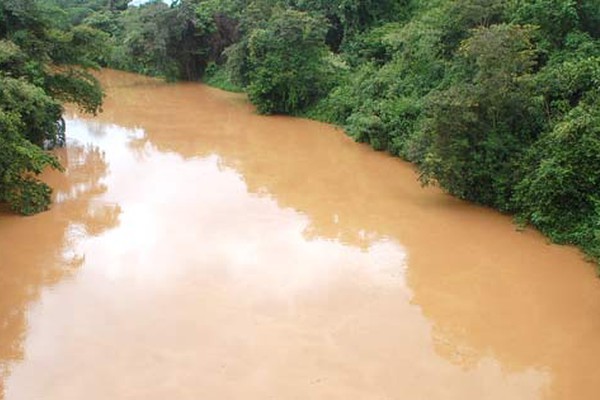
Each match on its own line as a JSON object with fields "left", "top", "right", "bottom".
{"left": 0, "top": 0, "right": 104, "bottom": 214}
{"left": 244, "top": 8, "right": 333, "bottom": 114}
{"left": 4, "top": 0, "right": 600, "bottom": 268}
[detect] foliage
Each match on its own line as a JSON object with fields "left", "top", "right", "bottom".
{"left": 514, "top": 97, "right": 600, "bottom": 261}
{"left": 416, "top": 24, "right": 543, "bottom": 210}
{"left": 507, "top": 0, "right": 579, "bottom": 47}
{"left": 203, "top": 62, "right": 244, "bottom": 92}
{"left": 103, "top": 0, "right": 240, "bottom": 80}
{"left": 0, "top": 0, "right": 104, "bottom": 214}
{"left": 245, "top": 8, "right": 332, "bottom": 114}
{"left": 0, "top": 105, "right": 63, "bottom": 215}
{"left": 289, "top": 0, "right": 412, "bottom": 50}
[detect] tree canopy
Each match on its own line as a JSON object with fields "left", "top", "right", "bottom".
{"left": 0, "top": 0, "right": 104, "bottom": 214}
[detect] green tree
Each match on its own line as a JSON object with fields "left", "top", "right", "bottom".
{"left": 0, "top": 0, "right": 104, "bottom": 214}
{"left": 514, "top": 97, "right": 600, "bottom": 260}
{"left": 246, "top": 8, "right": 331, "bottom": 114}
{"left": 416, "top": 24, "right": 543, "bottom": 210}
{"left": 507, "top": 0, "right": 579, "bottom": 47}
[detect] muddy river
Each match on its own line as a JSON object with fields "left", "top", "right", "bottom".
{"left": 0, "top": 70, "right": 599, "bottom": 399}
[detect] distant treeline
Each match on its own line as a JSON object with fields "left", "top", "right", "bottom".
{"left": 3, "top": 0, "right": 600, "bottom": 269}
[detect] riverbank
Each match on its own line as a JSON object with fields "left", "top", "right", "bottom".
{"left": 200, "top": 65, "right": 600, "bottom": 273}
{"left": 42, "top": 0, "right": 600, "bottom": 273}
{"left": 1, "top": 69, "right": 599, "bottom": 399}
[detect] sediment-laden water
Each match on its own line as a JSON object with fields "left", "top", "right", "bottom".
{"left": 1, "top": 70, "right": 598, "bottom": 400}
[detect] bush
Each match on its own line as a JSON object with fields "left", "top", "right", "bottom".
{"left": 246, "top": 8, "right": 333, "bottom": 114}
{"left": 0, "top": 109, "right": 62, "bottom": 215}
{"left": 514, "top": 99, "right": 600, "bottom": 262}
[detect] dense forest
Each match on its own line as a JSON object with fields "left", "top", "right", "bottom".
{"left": 1, "top": 0, "right": 599, "bottom": 267}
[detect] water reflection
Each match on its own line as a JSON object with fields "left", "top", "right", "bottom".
{"left": 0, "top": 137, "right": 119, "bottom": 397}
{"left": 2, "top": 119, "right": 550, "bottom": 400}
{"left": 0, "top": 70, "right": 598, "bottom": 400}
{"left": 92, "top": 70, "right": 600, "bottom": 399}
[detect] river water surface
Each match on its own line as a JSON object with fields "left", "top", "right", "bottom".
{"left": 0, "top": 70, "right": 599, "bottom": 400}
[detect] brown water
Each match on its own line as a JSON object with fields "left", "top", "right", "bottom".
{"left": 1, "top": 70, "right": 599, "bottom": 400}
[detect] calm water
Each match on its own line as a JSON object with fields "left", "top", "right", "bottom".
{"left": 0, "top": 70, "right": 599, "bottom": 400}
